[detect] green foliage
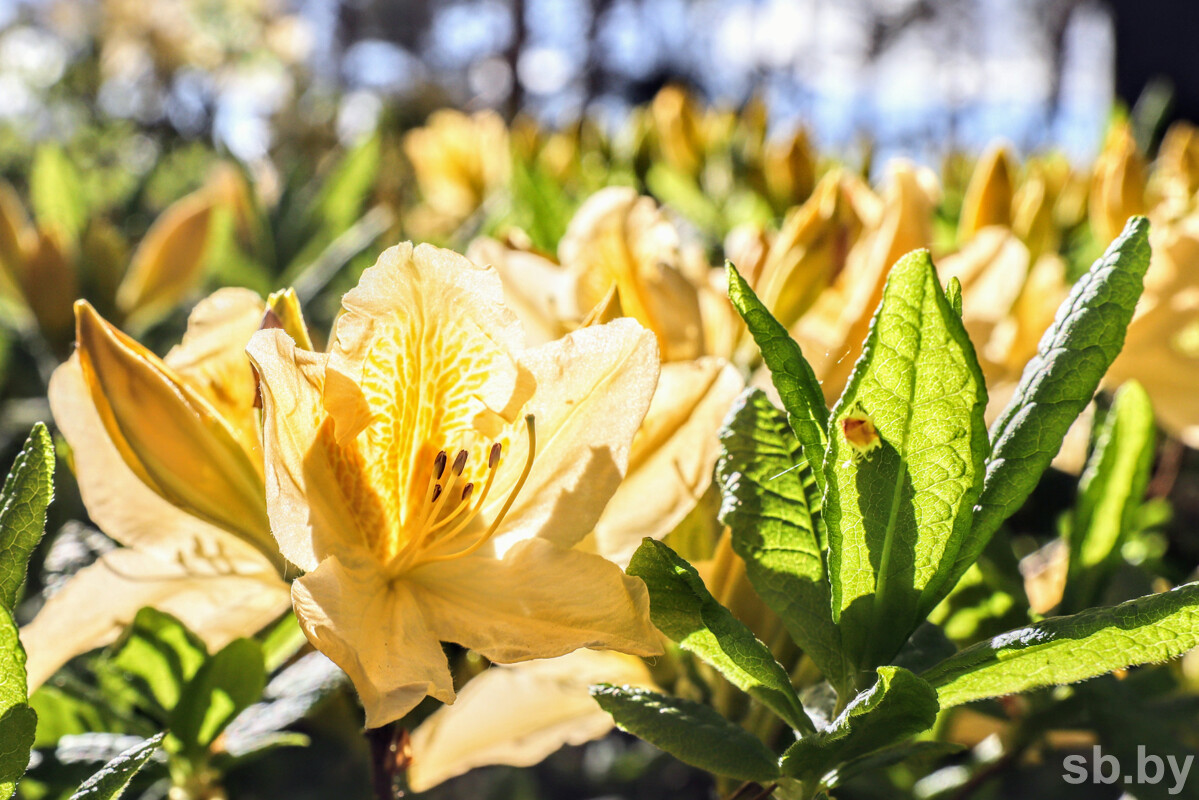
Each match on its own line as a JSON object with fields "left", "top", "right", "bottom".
{"left": 923, "top": 581, "right": 1199, "bottom": 707}
{"left": 957, "top": 216, "right": 1152, "bottom": 587}
{"left": 726, "top": 261, "right": 829, "bottom": 486}
{"left": 111, "top": 609, "right": 206, "bottom": 715}
{"left": 590, "top": 684, "right": 780, "bottom": 783}
{"left": 780, "top": 667, "right": 939, "bottom": 782}
{"left": 30, "top": 144, "right": 87, "bottom": 244}
{"left": 627, "top": 538, "right": 812, "bottom": 733}
{"left": 170, "top": 638, "right": 265, "bottom": 755}
{"left": 1063, "top": 380, "right": 1157, "bottom": 612}
{"left": 944, "top": 276, "right": 963, "bottom": 317}
{"left": 716, "top": 389, "right": 846, "bottom": 689}
{"left": 0, "top": 425, "right": 55, "bottom": 799}
{"left": 68, "top": 733, "right": 164, "bottom": 800}
{"left": 0, "top": 606, "right": 36, "bottom": 800}
{"left": 0, "top": 423, "right": 55, "bottom": 611}
{"left": 824, "top": 249, "right": 988, "bottom": 674}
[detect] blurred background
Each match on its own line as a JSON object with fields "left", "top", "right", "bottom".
{"left": 0, "top": 0, "right": 1136, "bottom": 165}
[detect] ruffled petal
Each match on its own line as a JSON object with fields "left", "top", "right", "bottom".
{"left": 412, "top": 537, "right": 661, "bottom": 663}
{"left": 291, "top": 555, "right": 454, "bottom": 728}
{"left": 486, "top": 318, "right": 659, "bottom": 553}
{"left": 247, "top": 329, "right": 371, "bottom": 571}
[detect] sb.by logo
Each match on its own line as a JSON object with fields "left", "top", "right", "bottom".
{"left": 1063, "top": 746, "right": 1194, "bottom": 795}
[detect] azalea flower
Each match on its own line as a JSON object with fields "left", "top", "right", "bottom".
{"left": 403, "top": 109, "right": 511, "bottom": 231}
{"left": 23, "top": 289, "right": 293, "bottom": 689}
{"left": 246, "top": 242, "right": 664, "bottom": 727}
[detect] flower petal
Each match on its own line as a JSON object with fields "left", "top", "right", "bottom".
{"left": 407, "top": 650, "right": 655, "bottom": 791}
{"left": 487, "top": 318, "right": 659, "bottom": 553}
{"left": 48, "top": 356, "right": 263, "bottom": 562}
{"left": 589, "top": 358, "right": 743, "bottom": 566}
{"left": 292, "top": 555, "right": 454, "bottom": 728}
{"left": 164, "top": 287, "right": 266, "bottom": 456}
{"left": 72, "top": 300, "right": 270, "bottom": 549}
{"left": 412, "top": 537, "right": 662, "bottom": 663}
{"left": 21, "top": 548, "right": 289, "bottom": 691}
{"left": 316, "top": 243, "right": 532, "bottom": 563}
{"left": 467, "top": 236, "right": 576, "bottom": 346}
{"left": 247, "top": 328, "right": 372, "bottom": 572}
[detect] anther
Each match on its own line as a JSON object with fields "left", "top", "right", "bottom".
{"left": 488, "top": 442, "right": 502, "bottom": 469}
{"left": 452, "top": 450, "right": 468, "bottom": 476}
{"left": 433, "top": 451, "right": 447, "bottom": 480}
{"left": 461, "top": 483, "right": 474, "bottom": 502}
{"left": 431, "top": 484, "right": 443, "bottom": 503}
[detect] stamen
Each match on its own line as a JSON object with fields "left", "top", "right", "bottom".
{"left": 424, "top": 415, "right": 536, "bottom": 564}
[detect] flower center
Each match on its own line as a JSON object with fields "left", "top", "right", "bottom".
{"left": 394, "top": 414, "right": 536, "bottom": 572}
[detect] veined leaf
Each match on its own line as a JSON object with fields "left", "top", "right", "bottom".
{"left": 0, "top": 605, "right": 35, "bottom": 800}
{"left": 923, "top": 581, "right": 1199, "bottom": 708}
{"left": 953, "top": 217, "right": 1151, "bottom": 593}
{"left": 779, "top": 667, "right": 938, "bottom": 783}
{"left": 69, "top": 733, "right": 164, "bottom": 800}
{"left": 716, "top": 389, "right": 847, "bottom": 690}
{"left": 170, "top": 638, "right": 265, "bottom": 753}
{"left": 590, "top": 684, "right": 780, "bottom": 783}
{"left": 1063, "top": 380, "right": 1156, "bottom": 612}
{"left": 726, "top": 262, "right": 828, "bottom": 492}
{"left": 945, "top": 277, "right": 963, "bottom": 317}
{"left": 0, "top": 423, "right": 54, "bottom": 611}
{"left": 627, "top": 538, "right": 812, "bottom": 733}
{"left": 824, "top": 249, "right": 988, "bottom": 674}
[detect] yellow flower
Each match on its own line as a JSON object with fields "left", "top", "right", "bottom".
{"left": 23, "top": 290, "right": 291, "bottom": 689}
{"left": 246, "top": 242, "right": 664, "bottom": 727}
{"left": 1090, "top": 121, "right": 1148, "bottom": 246}
{"left": 403, "top": 109, "right": 510, "bottom": 226}
{"left": 957, "top": 143, "right": 1015, "bottom": 242}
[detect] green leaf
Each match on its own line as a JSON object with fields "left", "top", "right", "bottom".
{"left": 507, "top": 158, "right": 575, "bottom": 252}
{"left": 780, "top": 667, "right": 938, "bottom": 783}
{"left": 645, "top": 164, "right": 724, "bottom": 235}
{"left": 29, "top": 686, "right": 123, "bottom": 748}
{"left": 955, "top": 217, "right": 1151, "bottom": 592}
{"left": 945, "top": 277, "right": 963, "bottom": 317}
{"left": 68, "top": 733, "right": 164, "bottom": 800}
{"left": 726, "top": 262, "right": 829, "bottom": 491}
{"left": 627, "top": 538, "right": 812, "bottom": 733}
{"left": 314, "top": 134, "right": 380, "bottom": 236}
{"left": 111, "top": 609, "right": 207, "bottom": 715}
{"left": 590, "top": 684, "right": 780, "bottom": 783}
{"left": 30, "top": 145, "right": 87, "bottom": 244}
{"left": 923, "top": 581, "right": 1199, "bottom": 708}
{"left": 716, "top": 389, "right": 847, "bottom": 690}
{"left": 170, "top": 638, "right": 265, "bottom": 753}
{"left": 0, "top": 606, "right": 35, "bottom": 800}
{"left": 0, "top": 423, "right": 55, "bottom": 611}
{"left": 824, "top": 741, "right": 963, "bottom": 788}
{"left": 1063, "top": 381, "right": 1156, "bottom": 612}
{"left": 823, "top": 249, "right": 988, "bottom": 674}
{"left": 259, "top": 612, "right": 306, "bottom": 673}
